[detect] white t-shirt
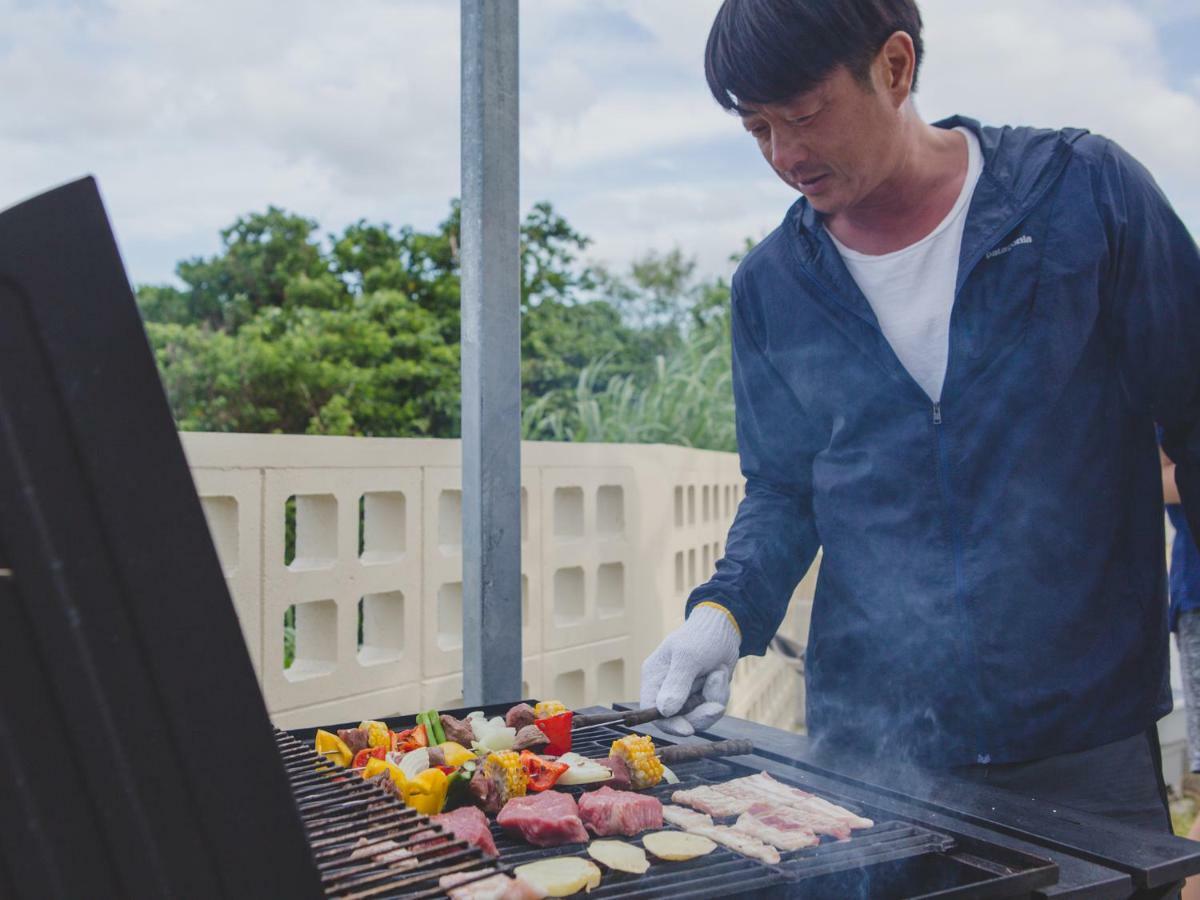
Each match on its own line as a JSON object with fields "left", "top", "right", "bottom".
{"left": 829, "top": 127, "right": 983, "bottom": 402}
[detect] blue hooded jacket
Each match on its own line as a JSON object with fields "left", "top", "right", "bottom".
{"left": 689, "top": 117, "right": 1200, "bottom": 767}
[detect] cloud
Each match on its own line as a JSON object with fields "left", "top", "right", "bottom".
{"left": 0, "top": 0, "right": 462, "bottom": 277}
{"left": 0, "top": 0, "right": 1195, "bottom": 287}
{"left": 917, "top": 0, "right": 1200, "bottom": 227}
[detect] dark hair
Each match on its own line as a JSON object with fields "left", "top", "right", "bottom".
{"left": 705, "top": 0, "right": 924, "bottom": 112}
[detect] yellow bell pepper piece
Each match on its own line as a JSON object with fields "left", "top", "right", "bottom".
{"left": 405, "top": 768, "right": 449, "bottom": 815}
{"left": 315, "top": 729, "right": 353, "bottom": 767}
{"left": 360, "top": 720, "right": 391, "bottom": 750}
{"left": 363, "top": 758, "right": 409, "bottom": 795}
{"left": 438, "top": 741, "right": 475, "bottom": 767}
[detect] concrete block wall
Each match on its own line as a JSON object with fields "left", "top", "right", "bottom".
{"left": 184, "top": 434, "right": 813, "bottom": 731}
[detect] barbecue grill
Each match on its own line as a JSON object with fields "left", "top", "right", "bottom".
{"left": 286, "top": 703, "right": 1061, "bottom": 898}
{"left": 4, "top": 179, "right": 1200, "bottom": 899}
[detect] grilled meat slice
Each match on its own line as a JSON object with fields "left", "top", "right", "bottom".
{"left": 497, "top": 791, "right": 589, "bottom": 847}
{"left": 432, "top": 806, "right": 499, "bottom": 857}
{"left": 577, "top": 786, "right": 663, "bottom": 836}
{"left": 347, "top": 837, "right": 417, "bottom": 867}
{"left": 440, "top": 868, "right": 544, "bottom": 900}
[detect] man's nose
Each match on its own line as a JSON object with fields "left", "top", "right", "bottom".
{"left": 771, "top": 131, "right": 810, "bottom": 174}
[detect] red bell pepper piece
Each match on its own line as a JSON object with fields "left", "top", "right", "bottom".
{"left": 533, "top": 711, "right": 573, "bottom": 756}
{"left": 391, "top": 723, "right": 429, "bottom": 753}
{"left": 519, "top": 750, "right": 569, "bottom": 792}
{"left": 351, "top": 746, "right": 387, "bottom": 768}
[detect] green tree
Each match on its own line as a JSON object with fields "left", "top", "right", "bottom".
{"left": 139, "top": 200, "right": 669, "bottom": 439}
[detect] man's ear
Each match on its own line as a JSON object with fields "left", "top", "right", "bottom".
{"left": 875, "top": 31, "right": 915, "bottom": 107}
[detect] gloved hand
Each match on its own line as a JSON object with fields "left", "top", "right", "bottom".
{"left": 640, "top": 605, "right": 740, "bottom": 736}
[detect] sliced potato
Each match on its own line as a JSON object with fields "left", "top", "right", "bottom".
{"left": 514, "top": 857, "right": 602, "bottom": 896}
{"left": 643, "top": 830, "right": 718, "bottom": 862}
{"left": 587, "top": 840, "right": 650, "bottom": 874}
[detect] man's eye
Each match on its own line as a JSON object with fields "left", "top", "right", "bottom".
{"left": 789, "top": 114, "right": 814, "bottom": 126}
{"left": 750, "top": 126, "right": 769, "bottom": 139}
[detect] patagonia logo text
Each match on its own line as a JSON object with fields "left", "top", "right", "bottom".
{"left": 985, "top": 235, "right": 1033, "bottom": 259}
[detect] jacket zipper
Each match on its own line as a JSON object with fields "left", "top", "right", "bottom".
{"left": 931, "top": 403, "right": 990, "bottom": 763}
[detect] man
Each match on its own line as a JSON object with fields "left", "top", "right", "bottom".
{"left": 641, "top": 0, "right": 1200, "bottom": 832}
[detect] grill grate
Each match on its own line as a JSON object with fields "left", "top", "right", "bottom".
{"left": 280, "top": 717, "right": 983, "bottom": 898}
{"left": 275, "top": 730, "right": 501, "bottom": 898}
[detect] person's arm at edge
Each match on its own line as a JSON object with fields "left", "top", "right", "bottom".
{"left": 1098, "top": 139, "right": 1200, "bottom": 552}
{"left": 684, "top": 270, "right": 822, "bottom": 656}
{"left": 1163, "top": 447, "right": 1182, "bottom": 506}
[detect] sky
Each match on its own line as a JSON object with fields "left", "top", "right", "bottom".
{"left": 1, "top": 0, "right": 1197, "bottom": 288}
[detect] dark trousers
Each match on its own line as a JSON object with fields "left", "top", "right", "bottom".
{"left": 951, "top": 727, "right": 1173, "bottom": 834}
{"left": 953, "top": 727, "right": 1179, "bottom": 898}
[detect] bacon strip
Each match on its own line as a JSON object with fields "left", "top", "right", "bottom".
{"left": 690, "top": 824, "right": 781, "bottom": 865}
{"left": 670, "top": 784, "right": 753, "bottom": 818}
{"left": 662, "top": 805, "right": 713, "bottom": 830}
{"left": 734, "top": 803, "right": 819, "bottom": 851}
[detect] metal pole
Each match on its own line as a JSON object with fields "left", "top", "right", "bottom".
{"left": 460, "top": 0, "right": 522, "bottom": 704}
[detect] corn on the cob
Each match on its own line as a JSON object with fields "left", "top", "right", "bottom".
{"left": 360, "top": 720, "right": 390, "bottom": 750}
{"left": 610, "top": 734, "right": 664, "bottom": 790}
{"left": 484, "top": 750, "right": 528, "bottom": 805}
{"left": 534, "top": 700, "right": 568, "bottom": 719}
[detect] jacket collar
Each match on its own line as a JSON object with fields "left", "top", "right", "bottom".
{"left": 786, "top": 115, "right": 1078, "bottom": 323}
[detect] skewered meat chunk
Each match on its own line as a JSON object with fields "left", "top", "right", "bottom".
{"left": 470, "top": 751, "right": 527, "bottom": 814}
{"left": 497, "top": 791, "right": 589, "bottom": 847}
{"left": 439, "top": 868, "right": 545, "bottom": 900}
{"left": 577, "top": 787, "right": 663, "bottom": 837}
{"left": 505, "top": 703, "right": 537, "bottom": 730}
{"left": 337, "top": 727, "right": 370, "bottom": 755}
{"left": 441, "top": 713, "right": 477, "bottom": 746}
{"left": 734, "top": 803, "right": 819, "bottom": 850}
{"left": 365, "top": 769, "right": 402, "bottom": 801}
{"left": 511, "top": 724, "right": 550, "bottom": 751}
{"left": 599, "top": 755, "right": 631, "bottom": 790}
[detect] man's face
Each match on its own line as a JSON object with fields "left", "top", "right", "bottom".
{"left": 740, "top": 63, "right": 902, "bottom": 216}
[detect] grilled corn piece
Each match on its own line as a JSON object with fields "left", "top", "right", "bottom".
{"left": 610, "top": 734, "right": 665, "bottom": 790}
{"left": 484, "top": 750, "right": 528, "bottom": 805}
{"left": 534, "top": 700, "right": 568, "bottom": 719}
{"left": 360, "top": 719, "right": 391, "bottom": 750}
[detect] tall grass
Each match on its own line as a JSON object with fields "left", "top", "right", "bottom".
{"left": 523, "top": 316, "right": 734, "bottom": 452}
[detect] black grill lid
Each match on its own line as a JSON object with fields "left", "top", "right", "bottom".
{"left": 0, "top": 178, "right": 321, "bottom": 899}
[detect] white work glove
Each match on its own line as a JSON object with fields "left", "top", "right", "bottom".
{"left": 640, "top": 605, "right": 740, "bottom": 736}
